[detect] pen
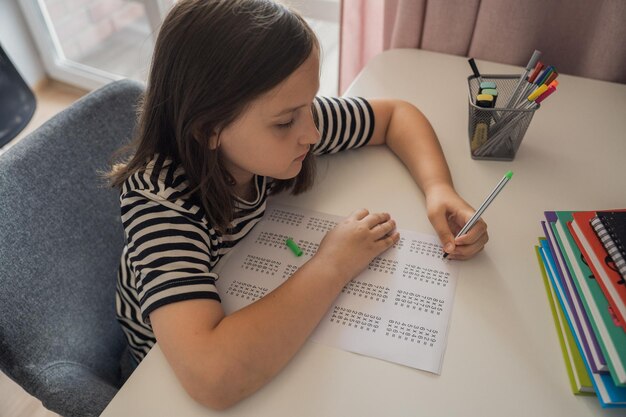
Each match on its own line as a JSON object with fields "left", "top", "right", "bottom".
{"left": 443, "top": 171, "right": 514, "bottom": 258}
{"left": 488, "top": 78, "right": 556, "bottom": 138}
{"left": 475, "top": 82, "right": 557, "bottom": 157}
{"left": 516, "top": 66, "right": 557, "bottom": 107}
{"left": 468, "top": 58, "right": 483, "bottom": 84}
{"left": 505, "top": 49, "right": 542, "bottom": 108}
{"left": 542, "top": 71, "right": 558, "bottom": 89}
{"left": 484, "top": 87, "right": 541, "bottom": 139}
{"left": 518, "top": 61, "right": 544, "bottom": 105}
{"left": 525, "top": 84, "right": 549, "bottom": 104}
{"left": 520, "top": 83, "right": 555, "bottom": 109}
{"left": 527, "top": 61, "right": 544, "bottom": 84}
{"left": 535, "top": 65, "right": 554, "bottom": 86}
{"left": 533, "top": 84, "right": 556, "bottom": 104}
{"left": 476, "top": 84, "right": 545, "bottom": 155}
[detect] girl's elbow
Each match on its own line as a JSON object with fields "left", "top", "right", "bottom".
{"left": 189, "top": 389, "right": 239, "bottom": 411}
{"left": 180, "top": 362, "right": 252, "bottom": 410}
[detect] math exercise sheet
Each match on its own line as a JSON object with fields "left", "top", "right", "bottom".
{"left": 214, "top": 203, "right": 460, "bottom": 374}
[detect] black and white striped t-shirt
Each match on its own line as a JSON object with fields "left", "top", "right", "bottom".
{"left": 116, "top": 96, "right": 375, "bottom": 362}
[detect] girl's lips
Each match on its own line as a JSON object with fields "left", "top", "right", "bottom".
{"left": 295, "top": 151, "right": 308, "bottom": 161}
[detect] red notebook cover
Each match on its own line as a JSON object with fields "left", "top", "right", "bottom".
{"left": 568, "top": 211, "right": 626, "bottom": 332}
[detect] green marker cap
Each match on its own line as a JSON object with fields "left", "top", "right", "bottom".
{"left": 286, "top": 238, "right": 303, "bottom": 257}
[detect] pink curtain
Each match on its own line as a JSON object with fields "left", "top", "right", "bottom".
{"left": 339, "top": 0, "right": 626, "bottom": 93}
{"left": 338, "top": 0, "right": 398, "bottom": 94}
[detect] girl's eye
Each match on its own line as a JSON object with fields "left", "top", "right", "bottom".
{"left": 277, "top": 120, "right": 294, "bottom": 129}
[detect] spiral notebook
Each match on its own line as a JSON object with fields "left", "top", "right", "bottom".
{"left": 592, "top": 211, "right": 626, "bottom": 279}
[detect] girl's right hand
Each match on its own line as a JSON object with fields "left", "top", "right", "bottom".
{"left": 315, "top": 208, "right": 400, "bottom": 283}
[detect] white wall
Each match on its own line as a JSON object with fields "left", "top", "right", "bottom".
{"left": 0, "top": 0, "right": 46, "bottom": 87}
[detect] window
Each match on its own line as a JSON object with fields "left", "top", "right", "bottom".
{"left": 19, "top": 0, "right": 339, "bottom": 95}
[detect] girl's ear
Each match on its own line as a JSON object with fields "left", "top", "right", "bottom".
{"left": 191, "top": 123, "right": 220, "bottom": 149}
{"left": 208, "top": 131, "right": 221, "bottom": 150}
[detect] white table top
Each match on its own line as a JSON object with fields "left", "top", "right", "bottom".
{"left": 101, "top": 49, "right": 626, "bottom": 417}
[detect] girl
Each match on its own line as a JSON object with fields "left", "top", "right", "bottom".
{"left": 108, "top": 0, "right": 488, "bottom": 409}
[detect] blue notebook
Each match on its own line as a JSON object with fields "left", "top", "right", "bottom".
{"left": 540, "top": 240, "right": 626, "bottom": 407}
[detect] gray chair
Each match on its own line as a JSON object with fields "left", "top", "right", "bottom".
{"left": 0, "top": 43, "right": 37, "bottom": 147}
{"left": 0, "top": 79, "right": 144, "bottom": 416}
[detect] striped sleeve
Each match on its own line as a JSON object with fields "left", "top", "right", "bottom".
{"left": 120, "top": 191, "right": 221, "bottom": 323}
{"left": 311, "top": 96, "right": 375, "bottom": 155}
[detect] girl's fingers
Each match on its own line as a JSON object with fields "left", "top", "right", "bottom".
{"left": 431, "top": 212, "right": 456, "bottom": 254}
{"left": 378, "top": 231, "right": 401, "bottom": 248}
{"left": 454, "top": 219, "right": 487, "bottom": 245}
{"left": 350, "top": 208, "right": 370, "bottom": 220}
{"left": 448, "top": 231, "right": 489, "bottom": 259}
{"left": 363, "top": 212, "right": 390, "bottom": 229}
{"left": 372, "top": 219, "right": 396, "bottom": 240}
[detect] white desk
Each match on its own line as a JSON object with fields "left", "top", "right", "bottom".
{"left": 101, "top": 49, "right": 626, "bottom": 417}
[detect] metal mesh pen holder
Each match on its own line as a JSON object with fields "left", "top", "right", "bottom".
{"left": 467, "top": 75, "right": 538, "bottom": 161}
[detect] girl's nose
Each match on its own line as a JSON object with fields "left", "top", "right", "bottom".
{"left": 300, "top": 108, "right": 321, "bottom": 145}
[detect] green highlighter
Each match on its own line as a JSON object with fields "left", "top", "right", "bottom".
{"left": 285, "top": 238, "right": 303, "bottom": 257}
{"left": 479, "top": 81, "right": 496, "bottom": 92}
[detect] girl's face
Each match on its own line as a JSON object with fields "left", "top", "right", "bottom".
{"left": 216, "top": 50, "right": 321, "bottom": 186}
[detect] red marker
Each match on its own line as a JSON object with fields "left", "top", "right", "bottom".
{"left": 535, "top": 85, "right": 556, "bottom": 104}
{"left": 527, "top": 61, "right": 544, "bottom": 83}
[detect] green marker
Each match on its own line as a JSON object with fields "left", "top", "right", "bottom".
{"left": 285, "top": 238, "right": 303, "bottom": 257}
{"left": 443, "top": 171, "right": 513, "bottom": 258}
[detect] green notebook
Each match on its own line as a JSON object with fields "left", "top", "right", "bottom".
{"left": 551, "top": 211, "right": 626, "bottom": 387}
{"left": 535, "top": 243, "right": 594, "bottom": 395}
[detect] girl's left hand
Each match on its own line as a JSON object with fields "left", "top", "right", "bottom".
{"left": 425, "top": 184, "right": 489, "bottom": 260}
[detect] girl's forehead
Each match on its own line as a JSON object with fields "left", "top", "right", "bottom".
{"left": 258, "top": 52, "right": 320, "bottom": 116}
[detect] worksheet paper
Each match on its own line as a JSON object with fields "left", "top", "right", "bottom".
{"left": 214, "top": 203, "right": 459, "bottom": 374}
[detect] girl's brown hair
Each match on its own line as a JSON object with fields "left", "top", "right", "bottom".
{"left": 107, "top": 0, "right": 319, "bottom": 231}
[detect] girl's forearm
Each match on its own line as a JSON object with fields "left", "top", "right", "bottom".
{"left": 385, "top": 101, "right": 454, "bottom": 195}
{"left": 159, "top": 210, "right": 398, "bottom": 410}
{"left": 185, "top": 256, "right": 346, "bottom": 409}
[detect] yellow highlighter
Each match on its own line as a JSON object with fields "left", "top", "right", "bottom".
{"left": 470, "top": 122, "right": 488, "bottom": 152}
{"left": 527, "top": 84, "right": 548, "bottom": 102}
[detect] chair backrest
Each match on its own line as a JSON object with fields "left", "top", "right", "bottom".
{"left": 0, "top": 43, "right": 37, "bottom": 147}
{"left": 0, "top": 79, "right": 144, "bottom": 417}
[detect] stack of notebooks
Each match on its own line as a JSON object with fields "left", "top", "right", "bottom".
{"left": 535, "top": 210, "right": 626, "bottom": 408}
